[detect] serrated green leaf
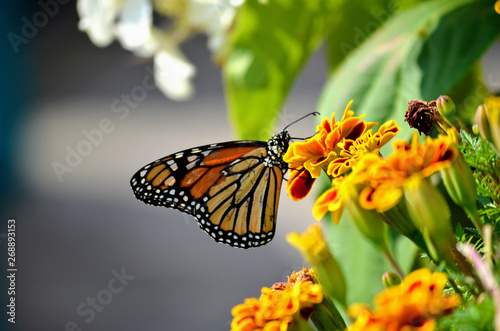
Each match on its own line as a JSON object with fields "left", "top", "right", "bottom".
{"left": 223, "top": 0, "right": 340, "bottom": 140}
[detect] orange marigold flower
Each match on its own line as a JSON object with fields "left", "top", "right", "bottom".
{"left": 230, "top": 269, "right": 323, "bottom": 331}
{"left": 327, "top": 120, "right": 400, "bottom": 177}
{"left": 357, "top": 133, "right": 457, "bottom": 213}
{"left": 313, "top": 133, "right": 458, "bottom": 224}
{"left": 347, "top": 309, "right": 386, "bottom": 331}
{"left": 347, "top": 269, "right": 460, "bottom": 331}
{"left": 283, "top": 101, "right": 380, "bottom": 200}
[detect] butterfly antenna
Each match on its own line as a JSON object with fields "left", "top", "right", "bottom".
{"left": 283, "top": 111, "right": 320, "bottom": 131}
{"left": 290, "top": 131, "right": 319, "bottom": 141}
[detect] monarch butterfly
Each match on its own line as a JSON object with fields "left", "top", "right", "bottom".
{"left": 130, "top": 113, "right": 317, "bottom": 248}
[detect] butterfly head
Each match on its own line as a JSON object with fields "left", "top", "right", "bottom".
{"left": 263, "top": 130, "right": 290, "bottom": 170}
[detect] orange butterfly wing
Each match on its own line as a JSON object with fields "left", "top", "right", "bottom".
{"left": 130, "top": 132, "right": 289, "bottom": 248}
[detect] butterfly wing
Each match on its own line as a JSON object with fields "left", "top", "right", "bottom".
{"left": 130, "top": 141, "right": 285, "bottom": 248}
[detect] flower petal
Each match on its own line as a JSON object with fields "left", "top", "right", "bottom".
{"left": 115, "top": 0, "right": 152, "bottom": 52}
{"left": 77, "top": 0, "right": 122, "bottom": 47}
{"left": 286, "top": 168, "right": 316, "bottom": 201}
{"left": 313, "top": 186, "right": 343, "bottom": 223}
{"left": 154, "top": 45, "right": 196, "bottom": 100}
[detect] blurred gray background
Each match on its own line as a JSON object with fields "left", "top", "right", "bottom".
{"left": 1, "top": 2, "right": 499, "bottom": 331}
{"left": 1, "top": 2, "right": 324, "bottom": 331}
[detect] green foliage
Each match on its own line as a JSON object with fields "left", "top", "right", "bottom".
{"left": 325, "top": 0, "right": 431, "bottom": 72}
{"left": 438, "top": 295, "right": 496, "bottom": 330}
{"left": 322, "top": 214, "right": 391, "bottom": 304}
{"left": 222, "top": 0, "right": 500, "bottom": 323}
{"left": 447, "top": 62, "right": 489, "bottom": 126}
{"left": 318, "top": 0, "right": 500, "bottom": 141}
{"left": 223, "top": 0, "right": 340, "bottom": 140}
{"left": 224, "top": 0, "right": 500, "bottom": 141}
{"left": 325, "top": 0, "right": 395, "bottom": 71}
{"left": 307, "top": 0, "right": 500, "bottom": 307}
{"left": 460, "top": 130, "right": 500, "bottom": 204}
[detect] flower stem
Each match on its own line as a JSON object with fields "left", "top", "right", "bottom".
{"left": 383, "top": 249, "right": 404, "bottom": 279}
{"left": 310, "top": 297, "right": 347, "bottom": 331}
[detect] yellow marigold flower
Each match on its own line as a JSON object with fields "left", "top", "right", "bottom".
{"left": 283, "top": 101, "right": 378, "bottom": 200}
{"left": 230, "top": 269, "right": 323, "bottom": 331}
{"left": 347, "top": 309, "right": 386, "bottom": 331}
{"left": 358, "top": 133, "right": 457, "bottom": 213}
{"left": 347, "top": 269, "right": 460, "bottom": 331}
{"left": 313, "top": 150, "right": 402, "bottom": 221}
{"left": 327, "top": 120, "right": 400, "bottom": 177}
{"left": 311, "top": 133, "right": 459, "bottom": 257}
{"left": 287, "top": 224, "right": 330, "bottom": 265}
{"left": 349, "top": 153, "right": 404, "bottom": 213}
{"left": 287, "top": 224, "right": 347, "bottom": 306}
{"left": 495, "top": 0, "right": 500, "bottom": 14}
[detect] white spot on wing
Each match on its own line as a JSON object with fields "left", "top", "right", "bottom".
{"left": 186, "top": 160, "right": 197, "bottom": 170}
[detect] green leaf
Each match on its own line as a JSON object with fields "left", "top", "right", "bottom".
{"left": 325, "top": 1, "right": 397, "bottom": 71}
{"left": 325, "top": 0, "right": 429, "bottom": 71}
{"left": 323, "top": 216, "right": 389, "bottom": 305}
{"left": 318, "top": 0, "right": 500, "bottom": 140}
{"left": 223, "top": 0, "right": 340, "bottom": 139}
{"left": 447, "top": 61, "right": 488, "bottom": 126}
{"left": 322, "top": 214, "right": 419, "bottom": 305}
{"left": 418, "top": 1, "right": 500, "bottom": 101}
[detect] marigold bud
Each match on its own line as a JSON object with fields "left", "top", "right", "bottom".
{"left": 436, "top": 95, "right": 456, "bottom": 124}
{"left": 476, "top": 104, "right": 493, "bottom": 142}
{"left": 343, "top": 183, "right": 390, "bottom": 252}
{"left": 404, "top": 177, "right": 454, "bottom": 261}
{"left": 287, "top": 224, "right": 347, "bottom": 306}
{"left": 382, "top": 272, "right": 401, "bottom": 288}
{"left": 441, "top": 154, "right": 481, "bottom": 232}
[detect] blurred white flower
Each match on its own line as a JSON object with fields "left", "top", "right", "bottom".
{"left": 77, "top": 0, "right": 245, "bottom": 101}
{"left": 186, "top": 0, "right": 241, "bottom": 56}
{"left": 77, "top": 0, "right": 125, "bottom": 47}
{"left": 154, "top": 44, "right": 196, "bottom": 100}
{"left": 115, "top": 0, "right": 152, "bottom": 53}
